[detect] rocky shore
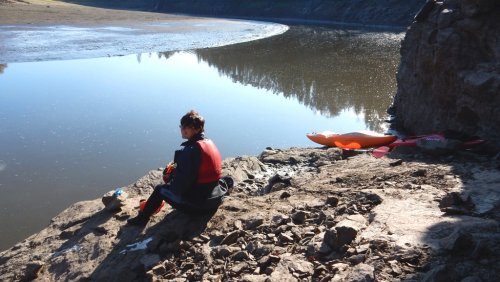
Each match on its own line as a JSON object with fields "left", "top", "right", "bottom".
{"left": 1, "top": 144, "right": 499, "bottom": 282}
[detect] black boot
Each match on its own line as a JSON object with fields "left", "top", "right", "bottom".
{"left": 126, "top": 212, "right": 150, "bottom": 226}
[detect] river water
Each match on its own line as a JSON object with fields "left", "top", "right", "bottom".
{"left": 0, "top": 23, "right": 404, "bottom": 251}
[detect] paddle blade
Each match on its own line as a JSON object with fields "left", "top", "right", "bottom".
{"left": 372, "top": 146, "right": 390, "bottom": 158}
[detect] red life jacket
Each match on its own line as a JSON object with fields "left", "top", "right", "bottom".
{"left": 196, "top": 139, "right": 222, "bottom": 183}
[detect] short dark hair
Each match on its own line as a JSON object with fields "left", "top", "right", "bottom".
{"left": 180, "top": 110, "right": 205, "bottom": 132}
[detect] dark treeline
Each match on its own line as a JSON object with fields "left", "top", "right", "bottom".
{"left": 155, "top": 0, "right": 426, "bottom": 27}
{"left": 59, "top": 0, "right": 425, "bottom": 27}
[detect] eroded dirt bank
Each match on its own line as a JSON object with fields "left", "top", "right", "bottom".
{"left": 1, "top": 146, "right": 499, "bottom": 282}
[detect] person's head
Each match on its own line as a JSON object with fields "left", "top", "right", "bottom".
{"left": 180, "top": 110, "right": 204, "bottom": 139}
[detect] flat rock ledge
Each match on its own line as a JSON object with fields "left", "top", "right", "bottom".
{"left": 1, "top": 146, "right": 500, "bottom": 282}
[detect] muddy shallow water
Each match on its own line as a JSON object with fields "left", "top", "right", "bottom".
{"left": 0, "top": 23, "right": 404, "bottom": 251}
{"left": 0, "top": 19, "right": 288, "bottom": 63}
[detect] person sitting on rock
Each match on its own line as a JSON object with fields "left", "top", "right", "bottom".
{"left": 127, "top": 110, "right": 232, "bottom": 226}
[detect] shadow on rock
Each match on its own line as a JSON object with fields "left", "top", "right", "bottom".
{"left": 382, "top": 144, "right": 500, "bottom": 281}
{"left": 89, "top": 208, "right": 217, "bottom": 282}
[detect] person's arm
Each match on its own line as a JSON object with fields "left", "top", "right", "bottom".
{"left": 169, "top": 144, "right": 201, "bottom": 196}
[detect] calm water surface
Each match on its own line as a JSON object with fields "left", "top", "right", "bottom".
{"left": 0, "top": 24, "right": 404, "bottom": 251}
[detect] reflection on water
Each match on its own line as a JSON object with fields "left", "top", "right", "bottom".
{"left": 191, "top": 25, "right": 403, "bottom": 131}
{"left": 0, "top": 63, "right": 7, "bottom": 74}
{"left": 0, "top": 24, "right": 403, "bottom": 251}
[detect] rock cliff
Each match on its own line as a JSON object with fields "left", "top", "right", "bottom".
{"left": 154, "top": 0, "right": 426, "bottom": 27}
{"left": 392, "top": 0, "right": 500, "bottom": 149}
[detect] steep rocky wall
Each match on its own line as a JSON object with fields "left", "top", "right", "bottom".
{"left": 154, "top": 0, "right": 426, "bottom": 27}
{"left": 392, "top": 0, "right": 500, "bottom": 149}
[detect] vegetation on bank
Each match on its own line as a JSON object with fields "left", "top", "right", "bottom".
{"left": 172, "top": 0, "right": 424, "bottom": 27}
{"left": 56, "top": 0, "right": 159, "bottom": 10}
{"left": 52, "top": 0, "right": 426, "bottom": 27}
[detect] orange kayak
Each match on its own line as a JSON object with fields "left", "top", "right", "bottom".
{"left": 306, "top": 131, "right": 398, "bottom": 149}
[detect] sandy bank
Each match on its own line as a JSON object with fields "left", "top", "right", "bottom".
{"left": 0, "top": 0, "right": 288, "bottom": 63}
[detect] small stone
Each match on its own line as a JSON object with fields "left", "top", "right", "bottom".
{"left": 280, "top": 191, "right": 291, "bottom": 199}
{"left": 181, "top": 262, "right": 195, "bottom": 271}
{"left": 246, "top": 218, "right": 264, "bottom": 230}
{"left": 439, "top": 230, "right": 475, "bottom": 253}
{"left": 25, "top": 261, "right": 44, "bottom": 277}
{"left": 319, "top": 274, "right": 334, "bottom": 282}
{"left": 230, "top": 262, "right": 247, "bottom": 276}
{"left": 348, "top": 254, "right": 365, "bottom": 265}
{"left": 211, "top": 231, "right": 226, "bottom": 243}
{"left": 388, "top": 260, "right": 402, "bottom": 275}
{"left": 356, "top": 244, "right": 370, "bottom": 254}
{"left": 412, "top": 169, "right": 427, "bottom": 177}
{"left": 343, "top": 263, "right": 374, "bottom": 282}
{"left": 253, "top": 266, "right": 261, "bottom": 275}
{"left": 264, "top": 266, "right": 274, "bottom": 275}
{"left": 439, "top": 192, "right": 463, "bottom": 209}
{"left": 390, "top": 159, "right": 403, "bottom": 166}
{"left": 60, "top": 229, "right": 78, "bottom": 239}
{"left": 271, "top": 214, "right": 288, "bottom": 226}
{"left": 292, "top": 211, "right": 308, "bottom": 222}
{"left": 324, "top": 214, "right": 367, "bottom": 251}
{"left": 221, "top": 230, "right": 243, "bottom": 245}
{"left": 199, "top": 234, "right": 211, "bottom": 242}
{"left": 102, "top": 190, "right": 128, "bottom": 211}
{"left": 93, "top": 225, "right": 107, "bottom": 234}
{"left": 254, "top": 244, "right": 274, "bottom": 257}
{"left": 280, "top": 233, "right": 294, "bottom": 243}
{"left": 234, "top": 220, "right": 243, "bottom": 230}
{"left": 145, "top": 270, "right": 154, "bottom": 280}
{"left": 152, "top": 265, "right": 166, "bottom": 275}
{"left": 232, "top": 251, "right": 250, "bottom": 261}
{"left": 326, "top": 196, "right": 339, "bottom": 206}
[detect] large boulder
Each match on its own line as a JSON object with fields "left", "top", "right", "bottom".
{"left": 259, "top": 147, "right": 343, "bottom": 165}
{"left": 324, "top": 214, "right": 368, "bottom": 251}
{"left": 392, "top": 0, "right": 500, "bottom": 150}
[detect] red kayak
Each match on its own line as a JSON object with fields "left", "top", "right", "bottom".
{"left": 306, "top": 131, "right": 397, "bottom": 149}
{"left": 387, "top": 133, "right": 488, "bottom": 149}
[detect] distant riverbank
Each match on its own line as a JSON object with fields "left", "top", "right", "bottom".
{"left": 36, "top": 0, "right": 427, "bottom": 28}
{"left": 154, "top": 0, "right": 427, "bottom": 27}
{"left": 0, "top": 0, "right": 288, "bottom": 63}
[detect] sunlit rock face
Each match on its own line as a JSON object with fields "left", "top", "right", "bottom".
{"left": 392, "top": 0, "right": 500, "bottom": 149}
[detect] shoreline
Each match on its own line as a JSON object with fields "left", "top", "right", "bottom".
{"left": 1, "top": 146, "right": 499, "bottom": 281}
{"left": 0, "top": 0, "right": 409, "bottom": 64}
{"left": 0, "top": 0, "right": 289, "bottom": 63}
{"left": 170, "top": 13, "right": 409, "bottom": 31}
{"left": 0, "top": 0, "right": 290, "bottom": 252}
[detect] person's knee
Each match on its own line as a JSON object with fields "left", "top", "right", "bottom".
{"left": 154, "top": 183, "right": 168, "bottom": 192}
